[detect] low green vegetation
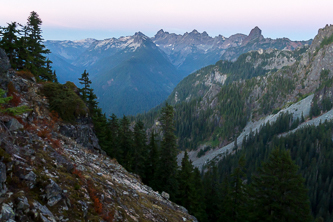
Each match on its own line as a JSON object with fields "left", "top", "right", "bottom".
{"left": 0, "top": 88, "right": 31, "bottom": 115}
{"left": 42, "top": 82, "right": 87, "bottom": 122}
{"left": 197, "top": 146, "right": 212, "bottom": 158}
{"left": 320, "top": 33, "right": 333, "bottom": 48}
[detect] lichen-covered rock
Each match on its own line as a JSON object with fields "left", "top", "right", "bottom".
{"left": 161, "top": 191, "right": 170, "bottom": 200}
{"left": 22, "top": 171, "right": 37, "bottom": 189}
{"left": 5, "top": 118, "right": 24, "bottom": 131}
{"left": 45, "top": 179, "right": 62, "bottom": 206}
{"left": 32, "top": 201, "right": 56, "bottom": 222}
{"left": 59, "top": 118, "right": 102, "bottom": 153}
{"left": 1, "top": 203, "right": 15, "bottom": 220}
{"left": 0, "top": 162, "right": 6, "bottom": 194}
{"left": 0, "top": 48, "right": 10, "bottom": 74}
{"left": 17, "top": 196, "right": 30, "bottom": 211}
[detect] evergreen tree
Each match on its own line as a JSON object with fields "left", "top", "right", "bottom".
{"left": 92, "top": 109, "right": 110, "bottom": 151}
{"left": 144, "top": 131, "right": 159, "bottom": 189}
{"left": 191, "top": 167, "right": 207, "bottom": 222}
{"left": 87, "top": 88, "right": 98, "bottom": 114}
{"left": 0, "top": 22, "right": 20, "bottom": 68}
{"left": 177, "top": 151, "right": 195, "bottom": 210}
{"left": 132, "top": 120, "right": 147, "bottom": 179}
{"left": 222, "top": 156, "right": 249, "bottom": 222}
{"left": 78, "top": 70, "right": 92, "bottom": 103}
{"left": 157, "top": 103, "right": 178, "bottom": 199}
{"left": 203, "top": 166, "right": 222, "bottom": 222}
{"left": 78, "top": 70, "right": 98, "bottom": 114}
{"left": 24, "top": 11, "right": 52, "bottom": 80}
{"left": 107, "top": 114, "right": 121, "bottom": 160}
{"left": 119, "top": 116, "right": 134, "bottom": 170}
{"left": 251, "top": 148, "right": 313, "bottom": 222}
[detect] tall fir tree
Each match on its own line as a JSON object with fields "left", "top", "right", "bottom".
{"left": 108, "top": 114, "right": 121, "bottom": 160}
{"left": 78, "top": 70, "right": 92, "bottom": 103}
{"left": 191, "top": 167, "right": 207, "bottom": 222}
{"left": 24, "top": 11, "right": 52, "bottom": 80}
{"left": 132, "top": 120, "right": 147, "bottom": 179}
{"left": 203, "top": 166, "right": 222, "bottom": 222}
{"left": 250, "top": 148, "right": 313, "bottom": 222}
{"left": 222, "top": 156, "right": 249, "bottom": 222}
{"left": 157, "top": 103, "right": 179, "bottom": 200}
{"left": 177, "top": 151, "right": 195, "bottom": 211}
{"left": 0, "top": 22, "right": 20, "bottom": 68}
{"left": 144, "top": 131, "right": 159, "bottom": 189}
{"left": 119, "top": 115, "right": 134, "bottom": 170}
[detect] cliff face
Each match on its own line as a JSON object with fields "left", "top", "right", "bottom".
{"left": 0, "top": 67, "right": 197, "bottom": 221}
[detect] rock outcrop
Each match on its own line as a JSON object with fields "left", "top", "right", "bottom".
{"left": 0, "top": 70, "right": 197, "bottom": 221}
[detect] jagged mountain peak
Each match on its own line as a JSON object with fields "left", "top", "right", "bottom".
{"left": 133, "top": 31, "right": 150, "bottom": 43}
{"left": 241, "top": 26, "right": 264, "bottom": 45}
{"left": 190, "top": 29, "right": 199, "bottom": 34}
{"left": 250, "top": 26, "right": 262, "bottom": 36}
{"left": 155, "top": 29, "right": 166, "bottom": 37}
{"left": 308, "top": 24, "right": 333, "bottom": 54}
{"left": 134, "top": 31, "right": 146, "bottom": 37}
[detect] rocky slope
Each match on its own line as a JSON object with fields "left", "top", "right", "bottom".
{"left": 167, "top": 46, "right": 307, "bottom": 105}
{"left": 0, "top": 65, "right": 197, "bottom": 221}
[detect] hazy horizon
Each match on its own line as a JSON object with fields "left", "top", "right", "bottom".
{"left": 1, "top": 0, "right": 332, "bottom": 41}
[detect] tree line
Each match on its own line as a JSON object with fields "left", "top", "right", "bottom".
{"left": 0, "top": 11, "right": 56, "bottom": 81}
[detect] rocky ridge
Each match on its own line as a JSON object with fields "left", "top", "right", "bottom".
{"left": 152, "top": 27, "right": 310, "bottom": 76}
{"left": 0, "top": 67, "right": 197, "bottom": 221}
{"left": 167, "top": 46, "right": 306, "bottom": 106}
{"left": 174, "top": 24, "right": 333, "bottom": 169}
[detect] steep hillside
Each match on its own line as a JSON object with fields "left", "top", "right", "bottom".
{"left": 166, "top": 46, "right": 307, "bottom": 105}
{"left": 0, "top": 62, "right": 197, "bottom": 221}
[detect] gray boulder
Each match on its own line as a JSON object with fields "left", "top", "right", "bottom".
{"left": 45, "top": 179, "right": 62, "bottom": 206}
{"left": 0, "top": 48, "right": 10, "bottom": 74}
{"left": 161, "top": 191, "right": 170, "bottom": 200}
{"left": 32, "top": 201, "right": 56, "bottom": 222}
{"left": 0, "top": 203, "right": 15, "bottom": 220}
{"left": 22, "top": 171, "right": 37, "bottom": 189}
{"left": 0, "top": 162, "right": 6, "bottom": 183}
{"left": 59, "top": 118, "right": 102, "bottom": 153}
{"left": 0, "top": 162, "right": 6, "bottom": 194}
{"left": 16, "top": 193, "right": 30, "bottom": 211}
{"left": 5, "top": 118, "right": 24, "bottom": 131}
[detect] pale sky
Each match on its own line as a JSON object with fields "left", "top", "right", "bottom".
{"left": 1, "top": 0, "right": 332, "bottom": 41}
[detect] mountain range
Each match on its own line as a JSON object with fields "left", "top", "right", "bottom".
{"left": 45, "top": 27, "right": 311, "bottom": 116}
